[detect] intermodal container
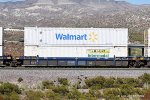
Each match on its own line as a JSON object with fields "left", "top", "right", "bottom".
{"left": 24, "top": 27, "right": 128, "bottom": 46}
{"left": 24, "top": 27, "right": 128, "bottom": 58}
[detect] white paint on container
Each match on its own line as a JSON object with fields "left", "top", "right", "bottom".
{"left": 24, "top": 46, "right": 128, "bottom": 58}
{"left": 0, "top": 27, "right": 3, "bottom": 56}
{"left": 24, "top": 27, "right": 39, "bottom": 46}
{"left": 0, "top": 46, "right": 3, "bottom": 56}
{"left": 148, "top": 29, "right": 150, "bottom": 57}
{"left": 24, "top": 27, "right": 128, "bottom": 58}
{"left": 148, "top": 47, "right": 150, "bottom": 57}
{"left": 24, "top": 27, "right": 128, "bottom": 46}
{"left": 24, "top": 46, "right": 38, "bottom": 57}
{"left": 0, "top": 27, "right": 3, "bottom": 46}
{"left": 148, "top": 29, "right": 150, "bottom": 45}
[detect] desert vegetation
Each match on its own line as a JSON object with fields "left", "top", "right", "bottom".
{"left": 1, "top": 73, "right": 150, "bottom": 100}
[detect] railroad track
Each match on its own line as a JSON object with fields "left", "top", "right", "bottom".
{"left": 1, "top": 67, "right": 150, "bottom": 70}
{"left": 0, "top": 67, "right": 150, "bottom": 85}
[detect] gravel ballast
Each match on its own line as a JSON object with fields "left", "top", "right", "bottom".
{"left": 0, "top": 68, "right": 150, "bottom": 88}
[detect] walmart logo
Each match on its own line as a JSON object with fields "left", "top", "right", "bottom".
{"left": 55, "top": 32, "right": 98, "bottom": 42}
{"left": 89, "top": 32, "right": 98, "bottom": 42}
{"left": 56, "top": 33, "right": 87, "bottom": 40}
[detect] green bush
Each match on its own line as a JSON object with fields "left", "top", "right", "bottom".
{"left": 120, "top": 84, "right": 135, "bottom": 96}
{"left": 58, "top": 78, "right": 69, "bottom": 86}
{"left": 9, "top": 92, "right": 20, "bottom": 100}
{"left": 114, "top": 78, "right": 142, "bottom": 88}
{"left": 103, "top": 88, "right": 121, "bottom": 100}
{"left": 114, "top": 78, "right": 124, "bottom": 86}
{"left": 0, "top": 83, "right": 21, "bottom": 95}
{"left": 42, "top": 80, "right": 54, "bottom": 89}
{"left": 90, "top": 84, "right": 104, "bottom": 90}
{"left": 89, "top": 89, "right": 102, "bottom": 99}
{"left": 85, "top": 76, "right": 105, "bottom": 89}
{"left": 103, "top": 88, "right": 121, "bottom": 96}
{"left": 83, "top": 93, "right": 97, "bottom": 100}
{"left": 82, "top": 85, "right": 88, "bottom": 89}
{"left": 52, "top": 86, "right": 69, "bottom": 96}
{"left": 134, "top": 88, "right": 145, "bottom": 95}
{"left": 1, "top": 92, "right": 20, "bottom": 100}
{"left": 123, "top": 78, "right": 142, "bottom": 87}
{"left": 139, "top": 73, "right": 150, "bottom": 84}
{"left": 104, "top": 77, "right": 115, "bottom": 88}
{"left": 45, "top": 90, "right": 62, "bottom": 100}
{"left": 1, "top": 95, "right": 9, "bottom": 100}
{"left": 67, "top": 88, "right": 82, "bottom": 99}
{"left": 25, "top": 90, "right": 44, "bottom": 100}
{"left": 73, "top": 81, "right": 82, "bottom": 89}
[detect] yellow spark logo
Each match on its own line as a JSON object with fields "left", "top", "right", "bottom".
{"left": 89, "top": 32, "right": 98, "bottom": 42}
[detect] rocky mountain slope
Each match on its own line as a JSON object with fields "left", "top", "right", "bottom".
{"left": 0, "top": 0, "right": 150, "bottom": 38}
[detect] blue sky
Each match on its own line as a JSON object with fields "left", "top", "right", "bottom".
{"left": 0, "top": 0, "right": 150, "bottom": 5}
{"left": 121, "top": 0, "right": 150, "bottom": 4}
{"left": 0, "top": 0, "right": 24, "bottom": 2}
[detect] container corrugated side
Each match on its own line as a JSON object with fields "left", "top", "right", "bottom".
{"left": 24, "top": 27, "right": 39, "bottom": 46}
{"left": 0, "top": 27, "right": 3, "bottom": 46}
{"left": 148, "top": 29, "right": 150, "bottom": 57}
{"left": 0, "top": 46, "right": 3, "bottom": 56}
{"left": 148, "top": 47, "right": 150, "bottom": 57}
{"left": 24, "top": 46, "right": 39, "bottom": 57}
{"left": 24, "top": 46, "right": 128, "bottom": 58}
{"left": 148, "top": 29, "right": 150, "bottom": 47}
{"left": 24, "top": 27, "right": 128, "bottom": 46}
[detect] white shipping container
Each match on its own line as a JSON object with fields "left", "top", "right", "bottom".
{"left": 24, "top": 27, "right": 128, "bottom": 46}
{"left": 24, "top": 46, "right": 128, "bottom": 58}
{"left": 0, "top": 27, "right": 3, "bottom": 46}
{"left": 148, "top": 29, "right": 150, "bottom": 46}
{"left": 24, "top": 46, "right": 38, "bottom": 57}
{"left": 24, "top": 27, "right": 39, "bottom": 46}
{"left": 148, "top": 47, "right": 150, "bottom": 57}
{"left": 148, "top": 29, "right": 150, "bottom": 57}
{"left": 0, "top": 46, "right": 3, "bottom": 56}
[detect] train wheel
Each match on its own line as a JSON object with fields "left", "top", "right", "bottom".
{"left": 139, "top": 62, "right": 145, "bottom": 68}
{"left": 128, "top": 61, "right": 135, "bottom": 68}
{"left": 9, "top": 62, "right": 14, "bottom": 67}
{"left": 9, "top": 61, "right": 17, "bottom": 67}
{"left": 135, "top": 61, "right": 145, "bottom": 68}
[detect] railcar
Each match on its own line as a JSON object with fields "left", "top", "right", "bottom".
{"left": 0, "top": 27, "right": 149, "bottom": 68}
